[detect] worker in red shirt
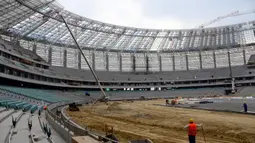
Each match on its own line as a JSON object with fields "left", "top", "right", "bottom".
{"left": 184, "top": 119, "right": 202, "bottom": 143}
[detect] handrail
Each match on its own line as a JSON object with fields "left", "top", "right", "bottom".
{"left": 5, "top": 111, "right": 24, "bottom": 143}
{"left": 0, "top": 110, "right": 17, "bottom": 124}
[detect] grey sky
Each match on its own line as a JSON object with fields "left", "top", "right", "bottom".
{"left": 57, "top": 0, "right": 255, "bottom": 29}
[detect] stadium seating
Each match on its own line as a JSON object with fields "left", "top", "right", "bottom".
{"left": 0, "top": 39, "right": 46, "bottom": 62}
{"left": 0, "top": 85, "right": 68, "bottom": 103}
{"left": 87, "top": 87, "right": 225, "bottom": 99}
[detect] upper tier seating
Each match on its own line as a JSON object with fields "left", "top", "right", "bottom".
{"left": 0, "top": 39, "right": 46, "bottom": 63}
{"left": 237, "top": 86, "right": 255, "bottom": 96}
{"left": 50, "top": 66, "right": 255, "bottom": 81}
{"left": 0, "top": 38, "right": 255, "bottom": 82}
{"left": 2, "top": 54, "right": 255, "bottom": 82}
{"left": 88, "top": 87, "right": 225, "bottom": 99}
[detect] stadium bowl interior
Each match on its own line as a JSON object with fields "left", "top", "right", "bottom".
{"left": 0, "top": 0, "right": 255, "bottom": 143}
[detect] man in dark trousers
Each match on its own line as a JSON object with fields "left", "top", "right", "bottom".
{"left": 243, "top": 101, "right": 248, "bottom": 113}
{"left": 184, "top": 119, "right": 202, "bottom": 143}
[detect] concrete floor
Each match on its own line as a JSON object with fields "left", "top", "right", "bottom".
{"left": 175, "top": 98, "right": 255, "bottom": 113}
{"left": 0, "top": 109, "right": 66, "bottom": 143}
{"left": 0, "top": 110, "right": 21, "bottom": 143}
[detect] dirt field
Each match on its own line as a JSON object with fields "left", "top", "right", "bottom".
{"left": 67, "top": 100, "right": 255, "bottom": 143}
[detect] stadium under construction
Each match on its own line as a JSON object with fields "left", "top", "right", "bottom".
{"left": 0, "top": 0, "right": 254, "bottom": 143}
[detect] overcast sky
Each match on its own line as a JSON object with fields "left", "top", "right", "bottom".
{"left": 57, "top": 0, "right": 255, "bottom": 29}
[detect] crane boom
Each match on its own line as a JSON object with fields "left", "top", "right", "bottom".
{"left": 198, "top": 9, "right": 255, "bottom": 29}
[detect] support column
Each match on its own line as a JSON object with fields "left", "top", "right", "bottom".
{"left": 243, "top": 49, "right": 246, "bottom": 65}
{"left": 186, "top": 54, "right": 189, "bottom": 71}
{"left": 199, "top": 52, "right": 202, "bottom": 69}
{"left": 92, "top": 51, "right": 95, "bottom": 71}
{"left": 106, "top": 52, "right": 109, "bottom": 71}
{"left": 218, "top": 29, "right": 222, "bottom": 46}
{"left": 213, "top": 51, "right": 216, "bottom": 68}
{"left": 186, "top": 32, "right": 192, "bottom": 48}
{"left": 199, "top": 31, "right": 204, "bottom": 48}
{"left": 227, "top": 28, "right": 231, "bottom": 46}
{"left": 32, "top": 44, "right": 37, "bottom": 53}
{"left": 146, "top": 54, "right": 149, "bottom": 73}
{"left": 132, "top": 54, "right": 136, "bottom": 73}
{"left": 232, "top": 27, "right": 236, "bottom": 44}
{"left": 190, "top": 32, "right": 197, "bottom": 48}
{"left": 63, "top": 49, "right": 67, "bottom": 68}
{"left": 78, "top": 51, "right": 81, "bottom": 69}
{"left": 172, "top": 54, "right": 175, "bottom": 71}
{"left": 228, "top": 50, "right": 235, "bottom": 93}
{"left": 158, "top": 54, "right": 162, "bottom": 72}
{"left": 119, "top": 53, "right": 122, "bottom": 72}
{"left": 48, "top": 47, "right": 52, "bottom": 65}
{"left": 223, "top": 29, "right": 226, "bottom": 45}
{"left": 228, "top": 51, "right": 232, "bottom": 77}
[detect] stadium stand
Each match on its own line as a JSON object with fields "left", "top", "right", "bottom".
{"left": 0, "top": 85, "right": 68, "bottom": 103}
{"left": 0, "top": 0, "right": 255, "bottom": 142}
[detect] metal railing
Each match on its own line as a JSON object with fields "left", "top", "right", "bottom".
{"left": 46, "top": 101, "right": 119, "bottom": 143}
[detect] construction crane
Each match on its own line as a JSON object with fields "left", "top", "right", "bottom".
{"left": 198, "top": 9, "right": 255, "bottom": 29}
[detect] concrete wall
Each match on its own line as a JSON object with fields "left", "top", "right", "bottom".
{"left": 46, "top": 111, "right": 74, "bottom": 143}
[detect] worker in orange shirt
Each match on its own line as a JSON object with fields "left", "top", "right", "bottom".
{"left": 184, "top": 119, "right": 202, "bottom": 143}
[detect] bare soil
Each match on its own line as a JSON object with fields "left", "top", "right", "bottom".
{"left": 67, "top": 100, "right": 255, "bottom": 143}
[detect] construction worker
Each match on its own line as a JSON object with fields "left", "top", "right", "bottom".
{"left": 243, "top": 101, "right": 248, "bottom": 113}
{"left": 184, "top": 118, "right": 202, "bottom": 143}
{"left": 43, "top": 105, "right": 47, "bottom": 110}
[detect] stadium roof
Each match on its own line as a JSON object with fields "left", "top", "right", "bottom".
{"left": 0, "top": 0, "right": 254, "bottom": 53}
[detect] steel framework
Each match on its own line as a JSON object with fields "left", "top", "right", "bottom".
{"left": 0, "top": 0, "right": 255, "bottom": 72}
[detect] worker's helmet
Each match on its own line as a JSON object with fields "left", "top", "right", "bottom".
{"left": 189, "top": 118, "right": 194, "bottom": 123}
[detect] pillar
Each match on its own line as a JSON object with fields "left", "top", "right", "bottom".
{"left": 158, "top": 54, "right": 162, "bottom": 72}
{"left": 48, "top": 47, "right": 52, "bottom": 65}
{"left": 146, "top": 54, "right": 149, "bottom": 73}
{"left": 172, "top": 54, "right": 175, "bottom": 71}
{"left": 78, "top": 51, "right": 81, "bottom": 69}
{"left": 228, "top": 51, "right": 232, "bottom": 78}
{"left": 243, "top": 49, "right": 246, "bottom": 65}
{"left": 227, "top": 28, "right": 231, "bottom": 46}
{"left": 213, "top": 51, "right": 216, "bottom": 68}
{"left": 32, "top": 44, "right": 37, "bottom": 53}
{"left": 92, "top": 51, "right": 95, "bottom": 71}
{"left": 63, "top": 49, "right": 67, "bottom": 68}
{"left": 119, "top": 53, "right": 122, "bottom": 72}
{"left": 132, "top": 54, "right": 136, "bottom": 72}
{"left": 186, "top": 54, "right": 189, "bottom": 71}
{"left": 199, "top": 52, "right": 202, "bottom": 69}
{"left": 106, "top": 53, "right": 109, "bottom": 71}
{"left": 231, "top": 27, "right": 236, "bottom": 44}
